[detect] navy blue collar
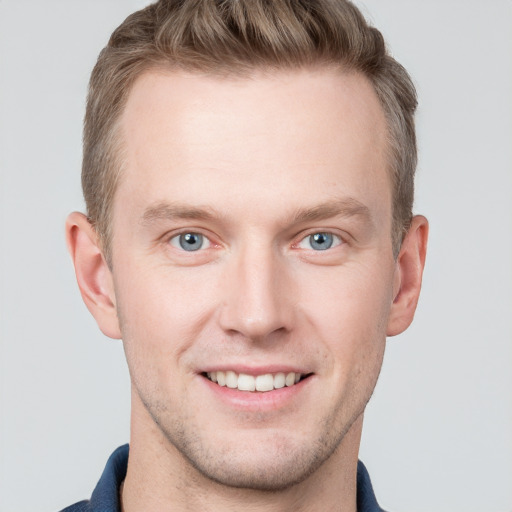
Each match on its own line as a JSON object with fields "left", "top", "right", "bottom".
{"left": 61, "top": 444, "right": 386, "bottom": 511}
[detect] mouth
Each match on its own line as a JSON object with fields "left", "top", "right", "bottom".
{"left": 203, "top": 370, "right": 312, "bottom": 393}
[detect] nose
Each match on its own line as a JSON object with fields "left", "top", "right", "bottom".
{"left": 218, "top": 244, "right": 293, "bottom": 341}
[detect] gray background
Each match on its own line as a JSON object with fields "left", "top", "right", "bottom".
{"left": 1, "top": 1, "right": 511, "bottom": 511}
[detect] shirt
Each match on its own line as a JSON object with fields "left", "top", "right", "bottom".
{"left": 60, "top": 444, "right": 387, "bottom": 511}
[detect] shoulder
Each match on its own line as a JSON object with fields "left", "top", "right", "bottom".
{"left": 59, "top": 501, "right": 90, "bottom": 512}
{"left": 58, "top": 445, "right": 129, "bottom": 512}
{"left": 357, "top": 460, "right": 388, "bottom": 512}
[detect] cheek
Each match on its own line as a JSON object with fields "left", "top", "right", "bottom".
{"left": 114, "top": 265, "right": 221, "bottom": 366}
{"left": 304, "top": 259, "right": 393, "bottom": 318}
{"left": 298, "top": 262, "right": 393, "bottom": 366}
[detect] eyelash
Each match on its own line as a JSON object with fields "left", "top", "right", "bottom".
{"left": 296, "top": 232, "right": 343, "bottom": 251}
{"left": 167, "top": 230, "right": 344, "bottom": 253}
{"left": 168, "top": 231, "right": 212, "bottom": 252}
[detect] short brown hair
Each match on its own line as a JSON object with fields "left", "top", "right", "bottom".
{"left": 83, "top": 0, "right": 417, "bottom": 264}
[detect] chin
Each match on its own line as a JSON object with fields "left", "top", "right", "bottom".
{"left": 159, "top": 416, "right": 357, "bottom": 492}
{"left": 179, "top": 437, "right": 330, "bottom": 491}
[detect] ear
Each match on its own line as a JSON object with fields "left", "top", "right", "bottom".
{"left": 65, "top": 212, "right": 121, "bottom": 339}
{"left": 387, "top": 215, "right": 429, "bottom": 336}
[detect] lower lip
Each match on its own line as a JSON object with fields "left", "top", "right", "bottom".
{"left": 200, "top": 375, "right": 313, "bottom": 412}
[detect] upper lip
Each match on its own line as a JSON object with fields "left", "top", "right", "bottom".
{"left": 199, "top": 365, "right": 310, "bottom": 376}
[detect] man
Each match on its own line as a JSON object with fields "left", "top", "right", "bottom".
{"left": 63, "top": 0, "right": 428, "bottom": 510}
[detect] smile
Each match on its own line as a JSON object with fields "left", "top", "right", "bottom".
{"left": 205, "top": 371, "right": 308, "bottom": 393}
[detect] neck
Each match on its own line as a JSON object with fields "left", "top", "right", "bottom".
{"left": 121, "top": 396, "right": 363, "bottom": 512}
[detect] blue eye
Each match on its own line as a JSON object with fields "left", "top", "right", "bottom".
{"left": 298, "top": 232, "right": 342, "bottom": 251}
{"left": 170, "top": 232, "right": 210, "bottom": 251}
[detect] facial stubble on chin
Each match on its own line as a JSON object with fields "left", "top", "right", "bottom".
{"left": 135, "top": 378, "right": 379, "bottom": 493}
{"left": 118, "top": 290, "right": 387, "bottom": 492}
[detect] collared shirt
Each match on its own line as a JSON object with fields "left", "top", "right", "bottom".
{"left": 60, "top": 444, "right": 386, "bottom": 511}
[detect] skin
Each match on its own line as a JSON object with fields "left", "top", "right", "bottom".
{"left": 67, "top": 67, "right": 428, "bottom": 512}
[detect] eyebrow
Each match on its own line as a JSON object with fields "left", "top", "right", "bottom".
{"left": 141, "top": 202, "right": 216, "bottom": 225}
{"left": 292, "top": 198, "right": 373, "bottom": 225}
{"left": 140, "top": 197, "right": 373, "bottom": 228}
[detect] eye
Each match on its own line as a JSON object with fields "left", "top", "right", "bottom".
{"left": 298, "top": 232, "right": 342, "bottom": 251}
{"left": 169, "top": 232, "right": 211, "bottom": 252}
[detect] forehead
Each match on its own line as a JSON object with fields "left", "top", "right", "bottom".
{"left": 115, "top": 67, "right": 390, "bottom": 226}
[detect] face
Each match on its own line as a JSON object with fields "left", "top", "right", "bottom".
{"left": 109, "top": 67, "right": 398, "bottom": 490}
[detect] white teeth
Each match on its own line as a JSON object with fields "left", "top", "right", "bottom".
{"left": 216, "top": 371, "right": 226, "bottom": 386}
{"left": 274, "top": 372, "right": 285, "bottom": 389}
{"left": 225, "top": 370, "right": 238, "bottom": 389}
{"left": 255, "top": 374, "right": 274, "bottom": 392}
{"left": 206, "top": 370, "right": 305, "bottom": 392}
{"left": 238, "top": 373, "right": 256, "bottom": 391}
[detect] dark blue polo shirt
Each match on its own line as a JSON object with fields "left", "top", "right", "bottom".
{"left": 60, "top": 444, "right": 386, "bottom": 511}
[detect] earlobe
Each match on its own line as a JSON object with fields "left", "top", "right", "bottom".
{"left": 65, "top": 212, "right": 122, "bottom": 339}
{"left": 386, "top": 215, "right": 429, "bottom": 337}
